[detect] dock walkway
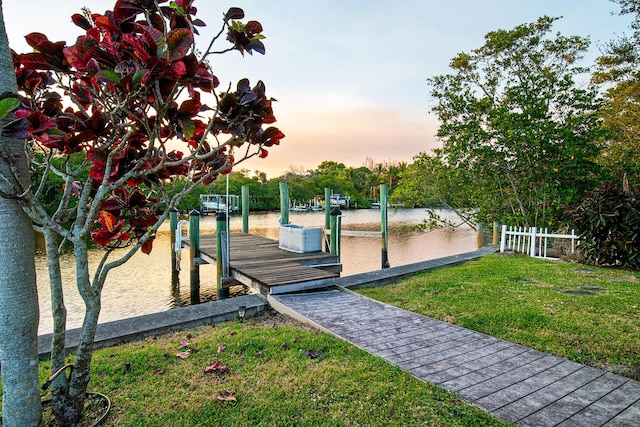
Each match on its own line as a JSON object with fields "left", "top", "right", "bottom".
{"left": 270, "top": 288, "right": 640, "bottom": 426}
{"left": 193, "top": 232, "right": 340, "bottom": 295}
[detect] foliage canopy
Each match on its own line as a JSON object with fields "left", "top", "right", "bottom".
{"left": 1, "top": 0, "right": 283, "bottom": 424}
{"left": 418, "top": 16, "right": 605, "bottom": 228}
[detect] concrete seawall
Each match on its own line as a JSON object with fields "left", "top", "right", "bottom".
{"left": 37, "top": 246, "right": 497, "bottom": 359}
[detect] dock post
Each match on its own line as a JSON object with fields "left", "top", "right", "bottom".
{"left": 476, "top": 224, "right": 484, "bottom": 248}
{"left": 189, "top": 209, "right": 201, "bottom": 305}
{"left": 330, "top": 207, "right": 342, "bottom": 257}
{"left": 216, "top": 212, "right": 230, "bottom": 300}
{"left": 241, "top": 185, "right": 249, "bottom": 233}
{"left": 492, "top": 221, "right": 500, "bottom": 245}
{"left": 324, "top": 187, "right": 331, "bottom": 251}
{"left": 169, "top": 207, "right": 179, "bottom": 287}
{"left": 336, "top": 210, "right": 342, "bottom": 262}
{"left": 279, "top": 181, "right": 289, "bottom": 225}
{"left": 381, "top": 184, "right": 390, "bottom": 268}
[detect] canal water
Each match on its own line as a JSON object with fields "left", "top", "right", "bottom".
{"left": 35, "top": 209, "right": 476, "bottom": 334}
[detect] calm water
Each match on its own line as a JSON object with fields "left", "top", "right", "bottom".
{"left": 35, "top": 209, "right": 476, "bottom": 334}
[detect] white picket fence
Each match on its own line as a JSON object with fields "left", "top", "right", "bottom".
{"left": 500, "top": 225, "right": 579, "bottom": 260}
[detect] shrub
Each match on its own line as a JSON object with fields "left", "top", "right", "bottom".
{"left": 567, "top": 181, "right": 640, "bottom": 269}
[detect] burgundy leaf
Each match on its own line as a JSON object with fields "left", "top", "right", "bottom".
{"left": 245, "top": 21, "right": 263, "bottom": 37}
{"left": 72, "top": 13, "right": 92, "bottom": 30}
{"left": 167, "top": 28, "right": 193, "bottom": 62}
{"left": 178, "top": 99, "right": 201, "bottom": 117}
{"left": 141, "top": 239, "right": 154, "bottom": 255}
{"left": 225, "top": 7, "right": 244, "bottom": 21}
{"left": 20, "top": 53, "right": 67, "bottom": 72}
{"left": 24, "top": 33, "right": 49, "bottom": 50}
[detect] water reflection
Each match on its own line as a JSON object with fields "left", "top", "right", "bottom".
{"left": 35, "top": 209, "right": 476, "bottom": 334}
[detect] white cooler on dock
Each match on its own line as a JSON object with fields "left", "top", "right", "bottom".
{"left": 279, "top": 224, "right": 323, "bottom": 253}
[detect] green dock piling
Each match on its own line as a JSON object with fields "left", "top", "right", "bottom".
{"left": 279, "top": 182, "right": 289, "bottom": 225}
{"left": 242, "top": 185, "right": 249, "bottom": 233}
{"left": 170, "top": 208, "right": 179, "bottom": 283}
{"left": 330, "top": 207, "right": 342, "bottom": 258}
{"left": 381, "top": 184, "right": 390, "bottom": 269}
{"left": 189, "top": 209, "right": 200, "bottom": 304}
{"left": 324, "top": 187, "right": 331, "bottom": 251}
{"left": 216, "top": 212, "right": 230, "bottom": 300}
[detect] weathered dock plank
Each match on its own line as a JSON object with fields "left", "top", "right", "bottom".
{"left": 269, "top": 289, "right": 640, "bottom": 426}
{"left": 187, "top": 232, "right": 340, "bottom": 294}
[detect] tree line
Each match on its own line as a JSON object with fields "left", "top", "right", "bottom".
{"left": 190, "top": 10, "right": 640, "bottom": 231}
{"left": 171, "top": 159, "right": 406, "bottom": 212}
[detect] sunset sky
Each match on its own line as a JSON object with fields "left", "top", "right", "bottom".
{"left": 3, "top": 0, "right": 632, "bottom": 177}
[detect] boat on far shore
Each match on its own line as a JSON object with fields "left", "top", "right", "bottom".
{"left": 371, "top": 201, "right": 404, "bottom": 209}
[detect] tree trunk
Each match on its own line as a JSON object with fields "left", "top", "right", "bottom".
{"left": 0, "top": 1, "right": 43, "bottom": 425}
{"left": 54, "top": 239, "right": 100, "bottom": 425}
{"left": 43, "top": 229, "right": 69, "bottom": 418}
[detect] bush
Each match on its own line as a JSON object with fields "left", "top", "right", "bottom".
{"left": 567, "top": 181, "right": 640, "bottom": 269}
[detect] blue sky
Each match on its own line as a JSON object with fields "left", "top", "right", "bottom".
{"left": 3, "top": 0, "right": 632, "bottom": 177}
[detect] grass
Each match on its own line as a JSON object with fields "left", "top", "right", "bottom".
{"left": 358, "top": 253, "right": 640, "bottom": 378}
{"left": 6, "top": 253, "right": 637, "bottom": 425}
{"left": 2, "top": 313, "right": 507, "bottom": 426}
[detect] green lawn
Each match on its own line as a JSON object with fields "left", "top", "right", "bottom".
{"left": 358, "top": 253, "right": 640, "bottom": 379}
{"left": 9, "top": 315, "right": 507, "bottom": 426}
{"left": 7, "top": 253, "right": 638, "bottom": 425}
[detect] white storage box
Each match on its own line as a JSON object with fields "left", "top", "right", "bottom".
{"left": 279, "top": 224, "right": 322, "bottom": 253}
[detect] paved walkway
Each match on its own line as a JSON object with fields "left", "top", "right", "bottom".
{"left": 269, "top": 288, "right": 640, "bottom": 426}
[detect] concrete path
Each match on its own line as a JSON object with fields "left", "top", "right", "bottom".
{"left": 269, "top": 288, "right": 640, "bottom": 426}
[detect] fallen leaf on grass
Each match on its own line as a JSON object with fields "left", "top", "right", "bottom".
{"left": 294, "top": 337, "right": 301, "bottom": 343}
{"left": 256, "top": 351, "right": 265, "bottom": 358}
{"left": 304, "top": 350, "right": 322, "bottom": 359}
{"left": 218, "top": 390, "right": 236, "bottom": 402}
{"left": 176, "top": 350, "right": 191, "bottom": 359}
{"left": 123, "top": 362, "right": 131, "bottom": 373}
{"left": 280, "top": 342, "right": 289, "bottom": 349}
{"left": 230, "top": 331, "right": 238, "bottom": 337}
{"left": 217, "top": 345, "right": 227, "bottom": 353}
{"left": 152, "top": 369, "right": 165, "bottom": 375}
{"left": 204, "top": 361, "right": 221, "bottom": 373}
{"left": 204, "top": 360, "right": 229, "bottom": 374}
{"left": 179, "top": 340, "right": 190, "bottom": 348}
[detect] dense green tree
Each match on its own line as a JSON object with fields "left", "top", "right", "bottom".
{"left": 391, "top": 153, "right": 477, "bottom": 229}
{"left": 425, "top": 16, "right": 604, "bottom": 228}
{"left": 593, "top": 0, "right": 640, "bottom": 184}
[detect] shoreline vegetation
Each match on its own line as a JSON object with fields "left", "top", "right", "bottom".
{"left": 2, "top": 254, "right": 637, "bottom": 425}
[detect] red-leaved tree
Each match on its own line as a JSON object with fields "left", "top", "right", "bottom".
{"left": 0, "top": 0, "right": 283, "bottom": 424}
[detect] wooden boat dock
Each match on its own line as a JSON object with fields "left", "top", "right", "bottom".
{"left": 190, "top": 233, "right": 341, "bottom": 295}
